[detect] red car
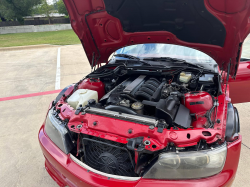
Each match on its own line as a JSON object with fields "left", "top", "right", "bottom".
{"left": 39, "top": 0, "right": 250, "bottom": 186}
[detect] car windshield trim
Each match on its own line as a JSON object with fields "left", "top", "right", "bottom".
{"left": 114, "top": 54, "right": 140, "bottom": 60}
{"left": 142, "top": 57, "right": 204, "bottom": 69}
{"left": 143, "top": 57, "right": 186, "bottom": 62}
{"left": 114, "top": 44, "right": 217, "bottom": 65}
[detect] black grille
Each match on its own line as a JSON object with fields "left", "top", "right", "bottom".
{"left": 83, "top": 136, "right": 137, "bottom": 177}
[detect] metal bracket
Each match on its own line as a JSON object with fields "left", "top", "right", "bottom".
{"left": 157, "top": 121, "right": 167, "bottom": 133}
{"left": 127, "top": 137, "right": 145, "bottom": 152}
{"left": 225, "top": 59, "right": 231, "bottom": 95}
{"left": 75, "top": 106, "right": 88, "bottom": 115}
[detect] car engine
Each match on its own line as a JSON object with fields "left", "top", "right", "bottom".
{"left": 50, "top": 63, "right": 238, "bottom": 178}
{"left": 98, "top": 75, "right": 193, "bottom": 129}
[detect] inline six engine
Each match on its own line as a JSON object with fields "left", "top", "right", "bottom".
{"left": 99, "top": 75, "right": 193, "bottom": 129}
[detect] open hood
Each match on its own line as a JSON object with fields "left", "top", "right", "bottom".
{"left": 64, "top": 0, "right": 250, "bottom": 76}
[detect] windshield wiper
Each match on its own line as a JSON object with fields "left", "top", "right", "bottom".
{"left": 143, "top": 57, "right": 185, "bottom": 62}
{"left": 114, "top": 54, "right": 140, "bottom": 60}
{"left": 114, "top": 54, "right": 152, "bottom": 66}
{"left": 175, "top": 61, "right": 203, "bottom": 69}
{"left": 143, "top": 57, "right": 203, "bottom": 69}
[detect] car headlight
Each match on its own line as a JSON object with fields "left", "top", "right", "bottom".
{"left": 45, "top": 109, "right": 74, "bottom": 154}
{"left": 143, "top": 143, "right": 227, "bottom": 179}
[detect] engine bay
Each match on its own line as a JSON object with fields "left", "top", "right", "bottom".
{"left": 83, "top": 66, "right": 220, "bottom": 130}
{"left": 49, "top": 62, "right": 236, "bottom": 178}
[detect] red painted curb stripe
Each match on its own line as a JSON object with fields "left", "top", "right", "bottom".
{"left": 0, "top": 89, "right": 62, "bottom": 102}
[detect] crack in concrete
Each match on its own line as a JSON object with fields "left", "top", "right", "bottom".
{"left": 242, "top": 143, "right": 250, "bottom": 150}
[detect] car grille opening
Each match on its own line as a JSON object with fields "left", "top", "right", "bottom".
{"left": 82, "top": 136, "right": 137, "bottom": 177}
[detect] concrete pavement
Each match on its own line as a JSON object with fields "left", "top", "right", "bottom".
{"left": 0, "top": 44, "right": 89, "bottom": 187}
{"left": 0, "top": 44, "right": 249, "bottom": 187}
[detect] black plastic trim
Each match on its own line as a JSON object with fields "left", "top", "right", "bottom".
{"left": 225, "top": 103, "right": 240, "bottom": 141}
{"left": 55, "top": 84, "right": 73, "bottom": 103}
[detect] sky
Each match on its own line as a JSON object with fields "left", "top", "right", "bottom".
{"left": 47, "top": 0, "right": 56, "bottom": 5}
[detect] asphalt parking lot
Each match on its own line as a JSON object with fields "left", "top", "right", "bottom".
{"left": 0, "top": 43, "right": 250, "bottom": 187}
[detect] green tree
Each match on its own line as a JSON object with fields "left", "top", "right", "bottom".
{"left": 53, "top": 0, "right": 58, "bottom": 11}
{"left": 57, "top": 0, "right": 68, "bottom": 16}
{"left": 36, "top": 0, "right": 54, "bottom": 24}
{"left": 0, "top": 0, "right": 41, "bottom": 23}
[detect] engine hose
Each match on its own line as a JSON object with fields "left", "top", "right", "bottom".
{"left": 87, "top": 71, "right": 114, "bottom": 78}
{"left": 113, "top": 65, "right": 126, "bottom": 75}
{"left": 88, "top": 65, "right": 125, "bottom": 78}
{"left": 135, "top": 91, "right": 152, "bottom": 100}
{"left": 120, "top": 93, "right": 139, "bottom": 102}
{"left": 105, "top": 105, "right": 137, "bottom": 115}
{"left": 150, "top": 82, "right": 165, "bottom": 101}
{"left": 93, "top": 68, "right": 112, "bottom": 74}
{"left": 208, "top": 105, "right": 216, "bottom": 128}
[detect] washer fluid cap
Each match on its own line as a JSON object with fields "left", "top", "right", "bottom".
{"left": 79, "top": 89, "right": 87, "bottom": 94}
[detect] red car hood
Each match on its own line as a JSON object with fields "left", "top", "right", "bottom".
{"left": 64, "top": 0, "right": 250, "bottom": 77}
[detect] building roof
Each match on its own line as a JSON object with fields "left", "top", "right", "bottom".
{"left": 24, "top": 13, "right": 66, "bottom": 19}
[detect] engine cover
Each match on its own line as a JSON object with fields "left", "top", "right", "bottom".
{"left": 100, "top": 76, "right": 164, "bottom": 106}
{"left": 142, "top": 95, "right": 192, "bottom": 129}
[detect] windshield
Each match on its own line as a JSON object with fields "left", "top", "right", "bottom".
{"left": 115, "top": 44, "right": 216, "bottom": 64}
{"left": 241, "top": 37, "right": 250, "bottom": 59}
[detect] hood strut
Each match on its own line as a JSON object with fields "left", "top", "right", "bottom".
{"left": 91, "top": 52, "right": 95, "bottom": 72}
{"left": 85, "top": 10, "right": 104, "bottom": 67}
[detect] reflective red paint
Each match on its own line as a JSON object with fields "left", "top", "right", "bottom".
{"left": 53, "top": 83, "right": 227, "bottom": 149}
{"left": 39, "top": 125, "right": 241, "bottom": 187}
{"left": 39, "top": 125, "right": 139, "bottom": 187}
{"left": 184, "top": 92, "right": 213, "bottom": 114}
{"left": 63, "top": 0, "right": 250, "bottom": 76}
{"left": 229, "top": 61, "right": 250, "bottom": 103}
{"left": 78, "top": 79, "right": 105, "bottom": 99}
{"left": 39, "top": 75, "right": 238, "bottom": 186}
{"left": 38, "top": 0, "right": 248, "bottom": 185}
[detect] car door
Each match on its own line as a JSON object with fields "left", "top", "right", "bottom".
{"left": 229, "top": 59, "right": 250, "bottom": 104}
{"left": 228, "top": 36, "right": 250, "bottom": 104}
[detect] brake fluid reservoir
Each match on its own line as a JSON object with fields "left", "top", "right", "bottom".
{"left": 179, "top": 72, "right": 192, "bottom": 83}
{"left": 67, "top": 89, "right": 98, "bottom": 109}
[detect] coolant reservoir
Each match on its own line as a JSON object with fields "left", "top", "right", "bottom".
{"left": 67, "top": 89, "right": 98, "bottom": 109}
